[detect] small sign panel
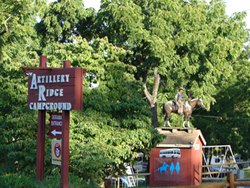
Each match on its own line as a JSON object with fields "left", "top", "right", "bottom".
{"left": 48, "top": 113, "right": 62, "bottom": 139}
{"left": 52, "top": 139, "right": 62, "bottom": 166}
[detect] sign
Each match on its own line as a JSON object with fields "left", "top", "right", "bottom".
{"left": 48, "top": 113, "right": 63, "bottom": 139}
{"left": 27, "top": 68, "right": 86, "bottom": 111}
{"left": 22, "top": 56, "right": 86, "bottom": 188}
{"left": 52, "top": 139, "right": 62, "bottom": 166}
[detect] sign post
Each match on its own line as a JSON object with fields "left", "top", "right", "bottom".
{"left": 22, "top": 56, "right": 86, "bottom": 188}
{"left": 37, "top": 55, "right": 47, "bottom": 181}
{"left": 61, "top": 60, "right": 70, "bottom": 188}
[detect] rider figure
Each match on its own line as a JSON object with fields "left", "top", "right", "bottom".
{"left": 175, "top": 87, "right": 185, "bottom": 115}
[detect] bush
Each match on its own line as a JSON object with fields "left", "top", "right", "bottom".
{"left": 0, "top": 174, "right": 37, "bottom": 188}
{"left": 0, "top": 173, "right": 98, "bottom": 188}
{"left": 245, "top": 169, "right": 250, "bottom": 179}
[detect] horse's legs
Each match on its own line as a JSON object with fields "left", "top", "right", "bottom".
{"left": 167, "top": 118, "right": 171, "bottom": 127}
{"left": 164, "top": 115, "right": 172, "bottom": 127}
{"left": 183, "top": 116, "right": 186, "bottom": 128}
{"left": 187, "top": 117, "right": 190, "bottom": 128}
{"left": 183, "top": 116, "right": 191, "bottom": 128}
{"left": 164, "top": 116, "right": 167, "bottom": 127}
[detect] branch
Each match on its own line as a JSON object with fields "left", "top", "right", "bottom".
{"left": 152, "top": 67, "right": 160, "bottom": 104}
{"left": 143, "top": 69, "right": 160, "bottom": 107}
{"left": 0, "top": 16, "right": 11, "bottom": 36}
{"left": 143, "top": 83, "right": 152, "bottom": 103}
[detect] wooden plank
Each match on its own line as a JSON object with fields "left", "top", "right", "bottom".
{"left": 202, "top": 170, "right": 233, "bottom": 175}
{"left": 161, "top": 127, "right": 197, "bottom": 130}
{"left": 234, "top": 181, "right": 250, "bottom": 186}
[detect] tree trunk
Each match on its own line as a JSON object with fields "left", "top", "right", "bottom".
{"left": 143, "top": 67, "right": 160, "bottom": 128}
{"left": 151, "top": 103, "right": 158, "bottom": 128}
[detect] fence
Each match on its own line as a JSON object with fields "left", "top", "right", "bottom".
{"left": 108, "top": 163, "right": 250, "bottom": 188}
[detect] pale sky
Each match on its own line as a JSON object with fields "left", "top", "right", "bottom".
{"left": 84, "top": 0, "right": 101, "bottom": 11}
{"left": 84, "top": 0, "right": 250, "bottom": 28}
{"left": 225, "top": 0, "right": 250, "bottom": 28}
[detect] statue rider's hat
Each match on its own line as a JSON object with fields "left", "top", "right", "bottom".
{"left": 178, "top": 86, "right": 185, "bottom": 91}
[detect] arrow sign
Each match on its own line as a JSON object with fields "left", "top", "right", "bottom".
{"left": 48, "top": 112, "right": 63, "bottom": 139}
{"left": 48, "top": 126, "right": 62, "bottom": 139}
{"left": 51, "top": 129, "right": 62, "bottom": 136}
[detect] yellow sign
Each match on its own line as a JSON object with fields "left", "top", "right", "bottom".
{"left": 51, "top": 139, "right": 61, "bottom": 166}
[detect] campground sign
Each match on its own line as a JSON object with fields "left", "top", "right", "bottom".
{"left": 22, "top": 55, "right": 86, "bottom": 188}
{"left": 27, "top": 68, "right": 84, "bottom": 110}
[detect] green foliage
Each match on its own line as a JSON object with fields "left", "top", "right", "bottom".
{"left": 36, "top": 0, "right": 95, "bottom": 44}
{"left": 39, "top": 34, "right": 161, "bottom": 182}
{"left": 0, "top": 172, "right": 97, "bottom": 188}
{"left": 245, "top": 170, "right": 250, "bottom": 178}
{"left": 0, "top": 0, "right": 41, "bottom": 176}
{"left": 95, "top": 0, "right": 250, "bottom": 159}
{"left": 0, "top": 0, "right": 250, "bottom": 186}
{"left": 0, "top": 173, "right": 38, "bottom": 188}
{"left": 96, "top": 0, "right": 248, "bottom": 110}
{"left": 194, "top": 55, "right": 250, "bottom": 158}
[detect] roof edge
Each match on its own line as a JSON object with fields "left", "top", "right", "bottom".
{"left": 195, "top": 130, "right": 207, "bottom": 146}
{"left": 156, "top": 144, "right": 192, "bottom": 148}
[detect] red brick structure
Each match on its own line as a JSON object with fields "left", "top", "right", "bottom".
{"left": 150, "top": 128, "right": 206, "bottom": 187}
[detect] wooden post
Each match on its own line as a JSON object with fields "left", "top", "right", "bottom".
{"left": 60, "top": 61, "right": 71, "bottom": 188}
{"left": 36, "top": 55, "right": 47, "bottom": 181}
{"left": 227, "top": 173, "right": 235, "bottom": 188}
{"left": 199, "top": 163, "right": 202, "bottom": 184}
{"left": 117, "top": 177, "right": 120, "bottom": 188}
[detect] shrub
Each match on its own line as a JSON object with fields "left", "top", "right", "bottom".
{"left": 0, "top": 173, "right": 98, "bottom": 188}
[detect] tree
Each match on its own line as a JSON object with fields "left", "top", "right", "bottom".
{"left": 95, "top": 0, "right": 249, "bottom": 127}
{"left": 0, "top": 0, "right": 41, "bottom": 174}
{"left": 194, "top": 47, "right": 250, "bottom": 158}
{"left": 39, "top": 36, "right": 162, "bottom": 183}
{"left": 0, "top": 0, "right": 250, "bottom": 186}
{"left": 143, "top": 67, "right": 160, "bottom": 127}
{"left": 35, "top": 1, "right": 162, "bottom": 184}
{"left": 36, "top": 0, "right": 95, "bottom": 45}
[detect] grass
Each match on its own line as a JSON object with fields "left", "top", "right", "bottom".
{"left": 0, "top": 173, "right": 98, "bottom": 188}
{"left": 244, "top": 168, "right": 250, "bottom": 179}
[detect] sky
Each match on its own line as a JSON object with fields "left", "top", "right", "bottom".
{"left": 225, "top": 0, "right": 250, "bottom": 28}
{"left": 84, "top": 0, "right": 250, "bottom": 28}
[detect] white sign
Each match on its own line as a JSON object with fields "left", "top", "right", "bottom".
{"left": 51, "top": 139, "right": 61, "bottom": 165}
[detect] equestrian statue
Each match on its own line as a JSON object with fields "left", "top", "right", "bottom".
{"left": 162, "top": 87, "right": 205, "bottom": 128}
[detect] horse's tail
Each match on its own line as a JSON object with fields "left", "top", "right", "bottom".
{"left": 162, "top": 103, "right": 165, "bottom": 115}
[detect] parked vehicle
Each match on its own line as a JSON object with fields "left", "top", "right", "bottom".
{"left": 159, "top": 148, "right": 181, "bottom": 158}
{"left": 234, "top": 154, "right": 250, "bottom": 169}
{"left": 132, "top": 152, "right": 148, "bottom": 173}
{"left": 235, "top": 154, "right": 244, "bottom": 169}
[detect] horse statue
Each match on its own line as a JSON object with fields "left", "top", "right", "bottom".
{"left": 162, "top": 98, "right": 205, "bottom": 128}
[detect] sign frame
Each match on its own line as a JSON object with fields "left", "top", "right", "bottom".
{"left": 22, "top": 56, "right": 86, "bottom": 188}
{"left": 48, "top": 112, "right": 63, "bottom": 139}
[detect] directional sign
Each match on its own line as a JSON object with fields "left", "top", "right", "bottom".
{"left": 48, "top": 113, "right": 62, "bottom": 139}
{"left": 51, "top": 129, "right": 62, "bottom": 136}
{"left": 51, "top": 139, "right": 61, "bottom": 166}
